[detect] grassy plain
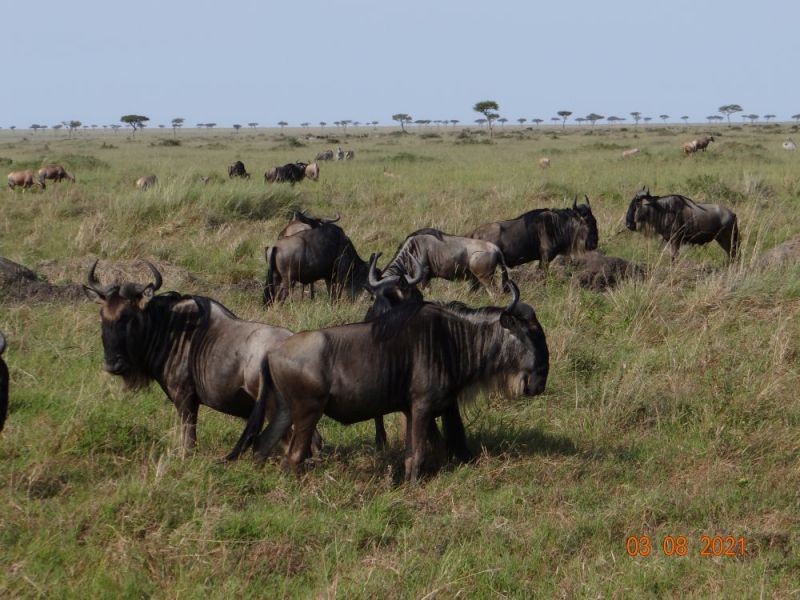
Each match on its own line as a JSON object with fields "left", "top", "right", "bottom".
{"left": 1, "top": 123, "right": 799, "bottom": 597}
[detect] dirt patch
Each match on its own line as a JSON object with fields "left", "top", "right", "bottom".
{"left": 757, "top": 237, "right": 800, "bottom": 269}
{"left": 0, "top": 257, "right": 85, "bottom": 302}
{"left": 550, "top": 251, "right": 645, "bottom": 291}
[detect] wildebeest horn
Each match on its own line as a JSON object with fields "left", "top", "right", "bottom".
{"left": 572, "top": 195, "right": 578, "bottom": 210}
{"left": 584, "top": 194, "right": 591, "bottom": 207}
{"left": 86, "top": 259, "right": 117, "bottom": 297}
{"left": 321, "top": 213, "right": 341, "bottom": 224}
{"left": 367, "top": 253, "right": 401, "bottom": 290}
{"left": 503, "top": 280, "right": 520, "bottom": 314}
{"left": 144, "top": 261, "right": 163, "bottom": 292}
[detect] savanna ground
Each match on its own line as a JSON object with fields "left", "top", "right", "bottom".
{"left": 1, "top": 122, "right": 798, "bottom": 598}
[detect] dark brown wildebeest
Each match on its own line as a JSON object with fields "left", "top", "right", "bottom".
{"left": 272, "top": 211, "right": 342, "bottom": 299}
{"left": 315, "top": 150, "right": 334, "bottom": 161}
{"left": 264, "top": 162, "right": 307, "bottom": 184}
{"left": 379, "top": 228, "right": 508, "bottom": 297}
{"left": 263, "top": 221, "right": 371, "bottom": 304}
{"left": 83, "top": 260, "right": 295, "bottom": 451}
{"left": 469, "top": 196, "right": 599, "bottom": 271}
{"left": 228, "top": 160, "right": 250, "bottom": 179}
{"left": 227, "top": 281, "right": 549, "bottom": 482}
{"left": 625, "top": 186, "right": 739, "bottom": 261}
{"left": 7, "top": 170, "right": 45, "bottom": 190}
{"left": 0, "top": 332, "right": 8, "bottom": 432}
{"left": 136, "top": 175, "right": 157, "bottom": 190}
{"left": 38, "top": 164, "right": 75, "bottom": 184}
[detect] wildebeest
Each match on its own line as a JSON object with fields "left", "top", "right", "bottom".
{"left": 622, "top": 148, "right": 640, "bottom": 158}
{"left": 264, "top": 220, "right": 371, "bottom": 304}
{"left": 379, "top": 228, "right": 508, "bottom": 297}
{"left": 316, "top": 150, "right": 334, "bottom": 161}
{"left": 683, "top": 136, "right": 714, "bottom": 155}
{"left": 550, "top": 251, "right": 645, "bottom": 291}
{"left": 538, "top": 157, "right": 551, "bottom": 168}
{"left": 37, "top": 164, "right": 75, "bottom": 183}
{"left": 336, "top": 146, "right": 345, "bottom": 160}
{"left": 273, "top": 211, "right": 342, "bottom": 299}
{"left": 7, "top": 170, "right": 45, "bottom": 190}
{"left": 136, "top": 175, "right": 157, "bottom": 190}
{"left": 624, "top": 186, "right": 739, "bottom": 260}
{"left": 228, "top": 160, "right": 250, "bottom": 179}
{"left": 264, "top": 162, "right": 307, "bottom": 184}
{"left": 83, "top": 260, "right": 294, "bottom": 450}
{"left": 344, "top": 150, "right": 355, "bottom": 160}
{"left": 228, "top": 281, "right": 549, "bottom": 482}
{"left": 0, "top": 332, "right": 8, "bottom": 432}
{"left": 469, "top": 196, "right": 599, "bottom": 270}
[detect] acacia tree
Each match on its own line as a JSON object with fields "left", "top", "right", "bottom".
{"left": 120, "top": 114, "right": 149, "bottom": 136}
{"left": 171, "top": 117, "right": 184, "bottom": 138}
{"left": 392, "top": 113, "right": 412, "bottom": 133}
{"left": 792, "top": 114, "right": 800, "bottom": 123}
{"left": 532, "top": 118, "right": 544, "bottom": 126}
{"left": 498, "top": 117, "right": 508, "bottom": 127}
{"left": 557, "top": 110, "right": 572, "bottom": 129}
{"left": 718, "top": 104, "right": 743, "bottom": 126}
{"left": 319, "top": 121, "right": 326, "bottom": 128}
{"left": 278, "top": 121, "right": 288, "bottom": 130}
{"left": 681, "top": 115, "right": 689, "bottom": 124}
{"left": 64, "top": 120, "right": 82, "bottom": 138}
{"left": 630, "top": 111, "right": 642, "bottom": 127}
{"left": 659, "top": 114, "right": 669, "bottom": 124}
{"left": 517, "top": 118, "right": 527, "bottom": 126}
{"left": 248, "top": 122, "right": 258, "bottom": 129}
{"left": 575, "top": 117, "right": 586, "bottom": 125}
{"left": 643, "top": 117, "right": 652, "bottom": 123}
{"left": 450, "top": 119, "right": 459, "bottom": 127}
{"left": 585, "top": 113, "right": 604, "bottom": 129}
{"left": 473, "top": 100, "right": 500, "bottom": 137}
{"left": 746, "top": 114, "right": 759, "bottom": 124}
{"left": 764, "top": 114, "right": 776, "bottom": 123}
{"left": 233, "top": 124, "right": 242, "bottom": 133}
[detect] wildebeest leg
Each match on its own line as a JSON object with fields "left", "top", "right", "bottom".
{"left": 406, "top": 402, "right": 432, "bottom": 483}
{"left": 442, "top": 403, "right": 473, "bottom": 463}
{"left": 309, "top": 282, "right": 316, "bottom": 300}
{"left": 285, "top": 413, "right": 322, "bottom": 474}
{"left": 717, "top": 221, "right": 740, "bottom": 261}
{"left": 374, "top": 416, "right": 388, "bottom": 449}
{"left": 175, "top": 396, "right": 199, "bottom": 452}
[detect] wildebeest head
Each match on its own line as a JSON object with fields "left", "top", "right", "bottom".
{"left": 364, "top": 252, "right": 425, "bottom": 320}
{"left": 83, "top": 260, "right": 164, "bottom": 386}
{"left": 497, "top": 281, "right": 549, "bottom": 396}
{"left": 572, "top": 195, "right": 599, "bottom": 252}
{"left": 625, "top": 186, "right": 654, "bottom": 231}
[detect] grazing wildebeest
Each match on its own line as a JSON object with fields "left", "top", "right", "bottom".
{"left": 336, "top": 146, "right": 345, "bottom": 160}
{"left": 228, "top": 160, "right": 250, "bottom": 179}
{"left": 228, "top": 281, "right": 549, "bottom": 482}
{"left": 683, "top": 136, "right": 714, "bottom": 155}
{"left": 136, "top": 175, "right": 157, "bottom": 190}
{"left": 304, "top": 162, "right": 320, "bottom": 181}
{"left": 0, "top": 332, "right": 8, "bottom": 432}
{"left": 538, "top": 157, "right": 551, "bottom": 168}
{"left": 316, "top": 150, "right": 334, "bottom": 161}
{"left": 83, "top": 260, "right": 295, "bottom": 450}
{"left": 273, "top": 211, "right": 342, "bottom": 299}
{"left": 37, "top": 164, "right": 75, "bottom": 183}
{"left": 344, "top": 150, "right": 355, "bottom": 160}
{"left": 622, "top": 148, "right": 640, "bottom": 158}
{"left": 264, "top": 162, "right": 307, "bottom": 184}
{"left": 7, "top": 170, "right": 45, "bottom": 191}
{"left": 379, "top": 228, "right": 508, "bottom": 297}
{"left": 264, "top": 221, "right": 371, "bottom": 304}
{"left": 624, "top": 186, "right": 739, "bottom": 261}
{"left": 469, "top": 196, "right": 599, "bottom": 271}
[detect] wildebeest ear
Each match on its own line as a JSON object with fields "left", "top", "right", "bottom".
{"left": 83, "top": 285, "right": 105, "bottom": 303}
{"left": 138, "top": 285, "right": 156, "bottom": 308}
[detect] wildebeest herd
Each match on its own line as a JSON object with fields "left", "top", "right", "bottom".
{"left": 2, "top": 145, "right": 749, "bottom": 482}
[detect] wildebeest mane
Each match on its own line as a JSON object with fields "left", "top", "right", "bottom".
{"left": 406, "top": 227, "right": 446, "bottom": 241}
{"left": 370, "top": 298, "right": 425, "bottom": 341}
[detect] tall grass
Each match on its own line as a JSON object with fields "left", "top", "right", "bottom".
{"left": 1, "top": 125, "right": 798, "bottom": 597}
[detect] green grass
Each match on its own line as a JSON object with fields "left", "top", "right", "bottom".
{"left": 1, "top": 124, "right": 799, "bottom": 597}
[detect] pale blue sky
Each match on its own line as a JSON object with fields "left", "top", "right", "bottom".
{"left": 2, "top": 0, "right": 797, "bottom": 128}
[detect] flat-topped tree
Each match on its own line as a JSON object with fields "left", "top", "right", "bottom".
{"left": 659, "top": 114, "right": 669, "bottom": 124}
{"left": 233, "top": 124, "right": 242, "bottom": 133}
{"left": 792, "top": 114, "right": 800, "bottom": 123}
{"left": 120, "top": 115, "right": 149, "bottom": 136}
{"left": 585, "top": 113, "right": 604, "bottom": 128}
{"left": 392, "top": 113, "right": 412, "bottom": 133}
{"left": 681, "top": 115, "right": 689, "bottom": 124}
{"left": 718, "top": 104, "right": 742, "bottom": 126}
{"left": 517, "top": 118, "right": 527, "bottom": 126}
{"left": 171, "top": 117, "right": 184, "bottom": 137}
{"left": 532, "top": 118, "right": 543, "bottom": 126}
{"left": 630, "top": 112, "right": 642, "bottom": 127}
{"left": 473, "top": 100, "right": 500, "bottom": 137}
{"left": 764, "top": 114, "right": 775, "bottom": 122}
{"left": 557, "top": 110, "right": 572, "bottom": 129}
{"left": 278, "top": 121, "right": 288, "bottom": 130}
{"left": 248, "top": 122, "right": 258, "bottom": 129}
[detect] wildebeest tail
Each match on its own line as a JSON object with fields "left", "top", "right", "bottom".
{"left": 497, "top": 251, "right": 509, "bottom": 290}
{"left": 225, "top": 360, "right": 273, "bottom": 460}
